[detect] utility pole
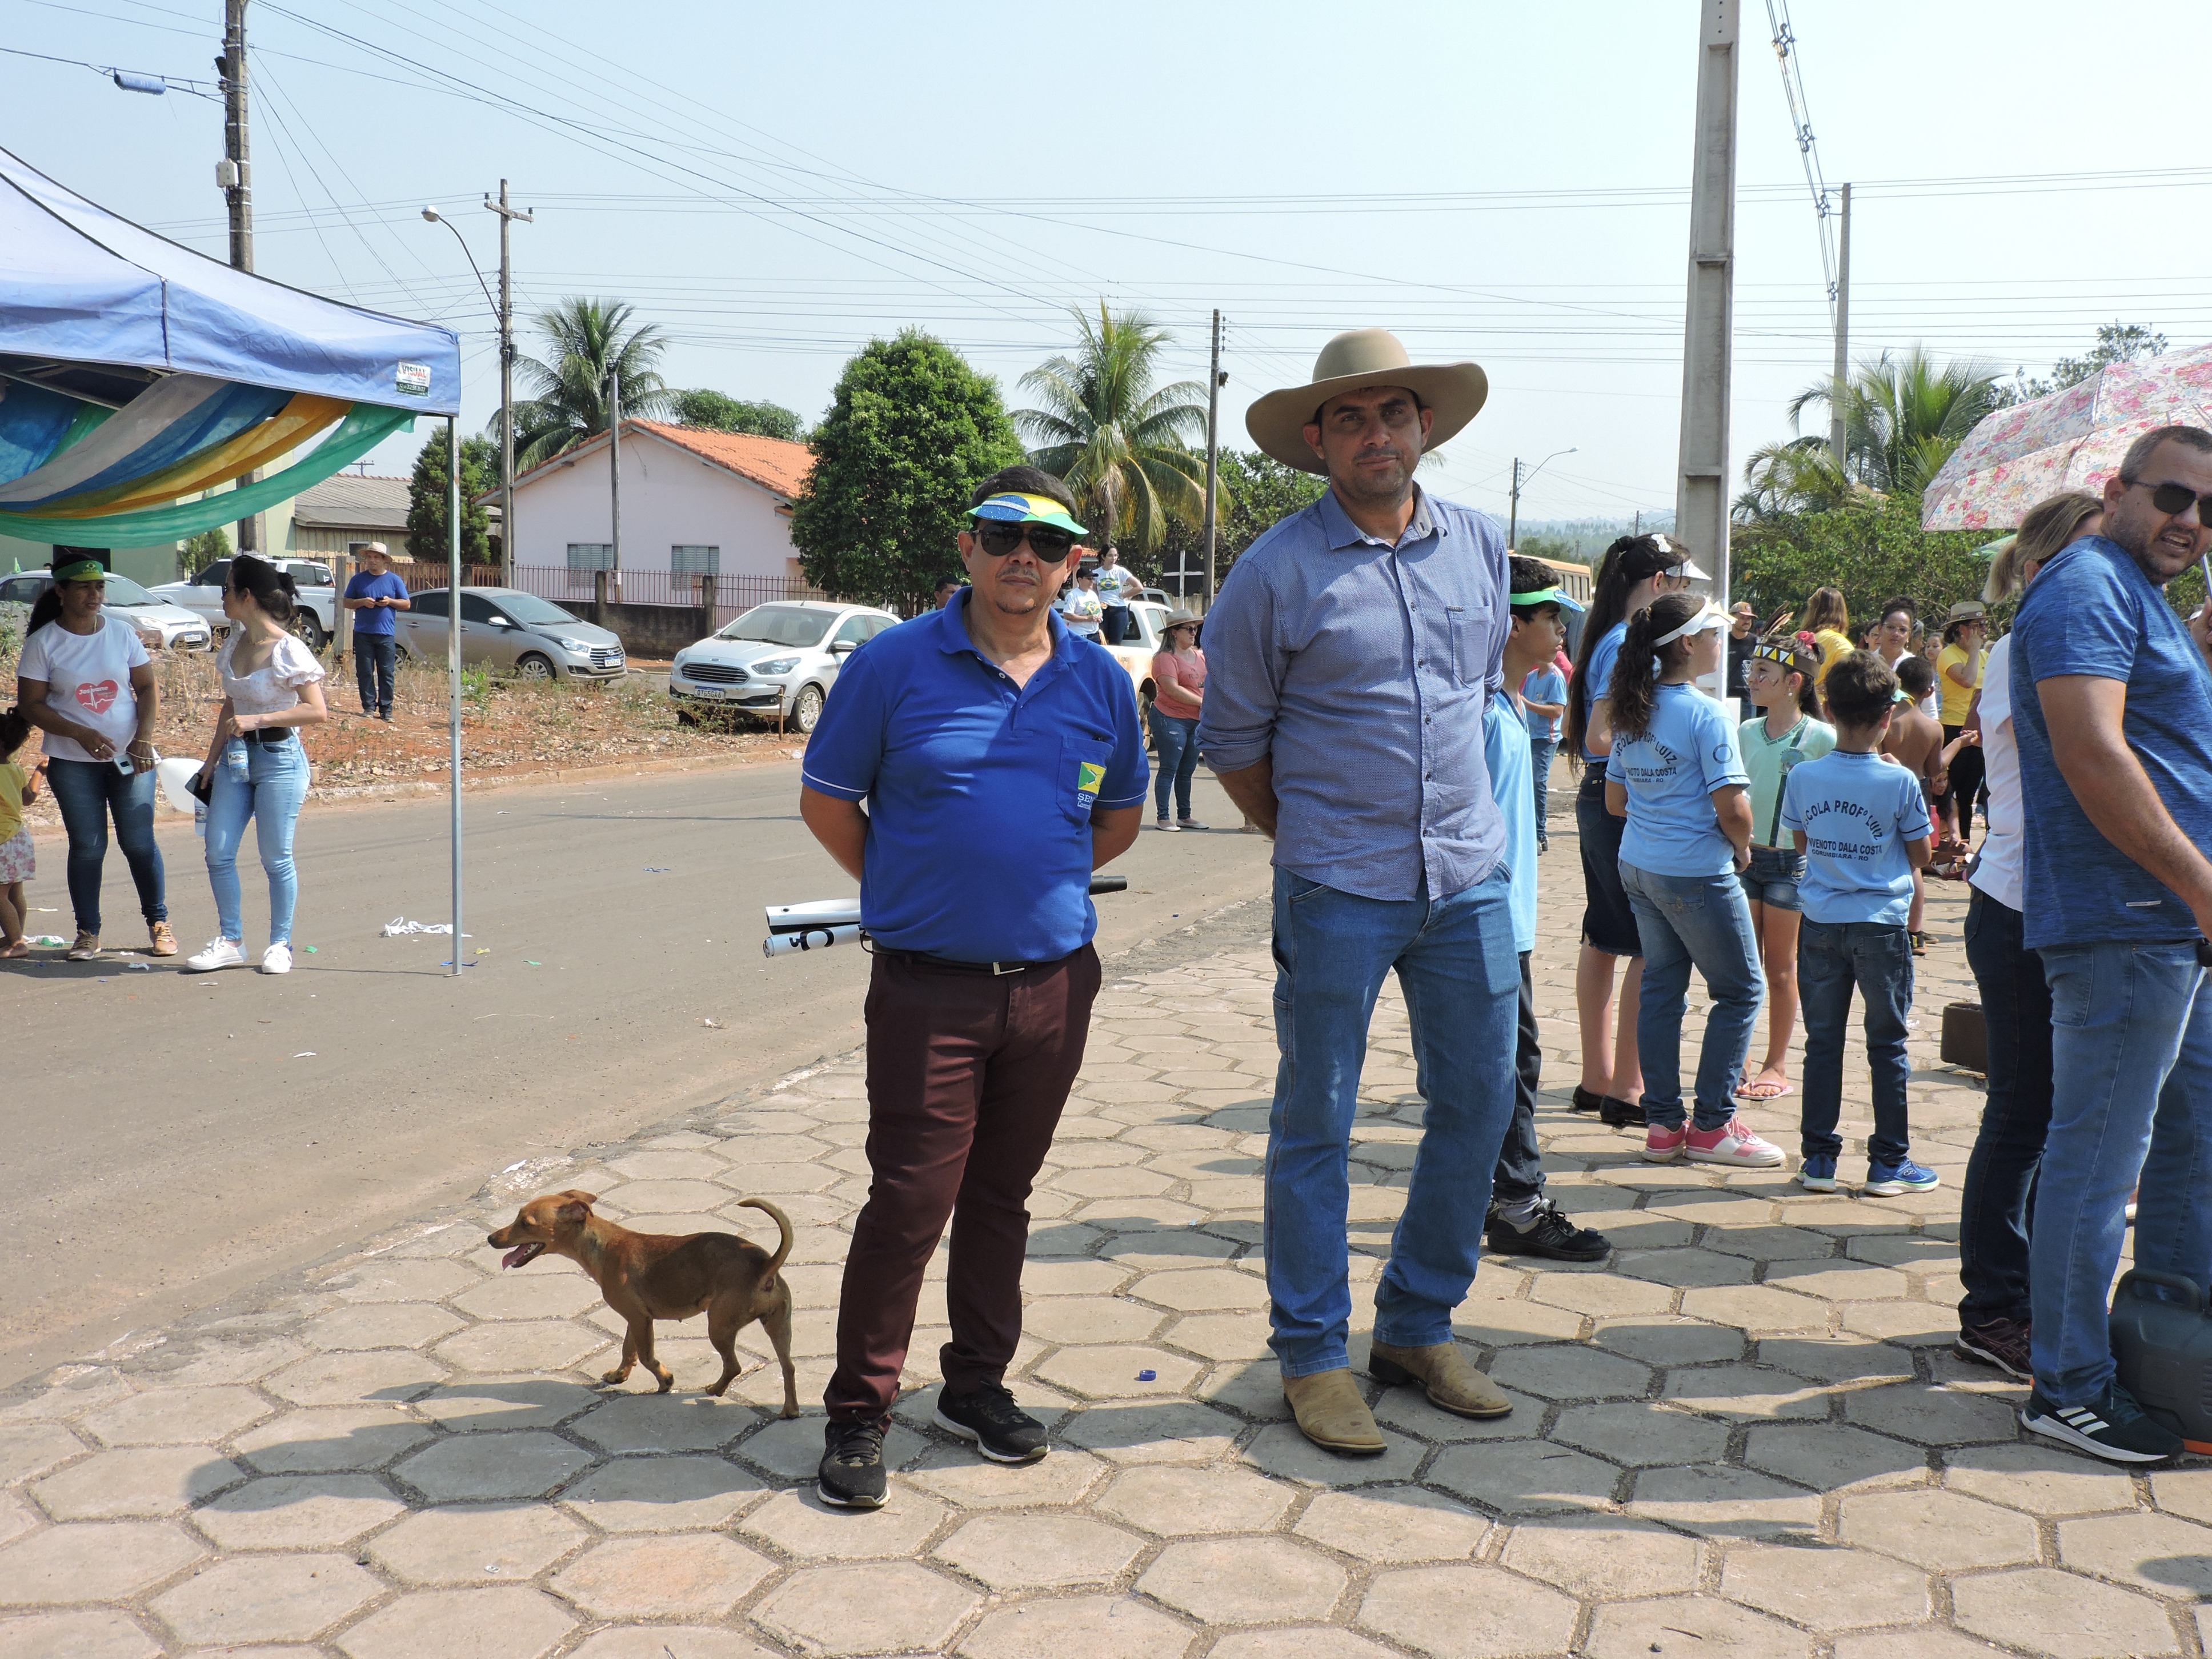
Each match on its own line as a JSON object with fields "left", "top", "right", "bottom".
{"left": 1202, "top": 309, "right": 1223, "bottom": 606}
{"left": 218, "top": 0, "right": 258, "bottom": 553}
{"left": 1829, "top": 181, "right": 1851, "bottom": 468}
{"left": 486, "top": 181, "right": 533, "bottom": 584}
{"left": 1674, "top": 0, "right": 1740, "bottom": 625}
{"left": 1508, "top": 458, "right": 1522, "bottom": 550}
{"left": 606, "top": 372, "right": 622, "bottom": 597}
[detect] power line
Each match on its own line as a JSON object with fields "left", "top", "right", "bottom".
{"left": 0, "top": 41, "right": 217, "bottom": 97}
{"left": 1763, "top": 0, "right": 1840, "bottom": 319}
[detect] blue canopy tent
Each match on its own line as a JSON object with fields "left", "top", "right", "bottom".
{"left": 1, "top": 143, "right": 474, "bottom": 971}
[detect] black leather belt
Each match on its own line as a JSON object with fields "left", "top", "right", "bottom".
{"left": 242, "top": 727, "right": 296, "bottom": 746}
{"left": 880, "top": 947, "right": 1071, "bottom": 977}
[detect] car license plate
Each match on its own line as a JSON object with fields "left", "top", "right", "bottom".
{"left": 686, "top": 684, "right": 725, "bottom": 699}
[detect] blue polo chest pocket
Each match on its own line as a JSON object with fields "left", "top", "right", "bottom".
{"left": 1064, "top": 733, "right": 1113, "bottom": 822}
{"left": 1445, "top": 599, "right": 1493, "bottom": 685}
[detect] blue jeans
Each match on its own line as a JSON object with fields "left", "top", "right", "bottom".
{"left": 205, "top": 736, "right": 311, "bottom": 945}
{"left": 1529, "top": 738, "right": 1556, "bottom": 849}
{"left": 1149, "top": 710, "right": 1200, "bottom": 820}
{"left": 46, "top": 757, "right": 166, "bottom": 935}
{"left": 1266, "top": 865, "right": 1518, "bottom": 1375}
{"left": 1620, "top": 861, "right": 1763, "bottom": 1131}
{"left": 2031, "top": 941, "right": 2212, "bottom": 1405}
{"left": 1959, "top": 889, "right": 2052, "bottom": 1327}
{"left": 1798, "top": 919, "right": 1914, "bottom": 1164}
{"left": 354, "top": 632, "right": 396, "bottom": 715}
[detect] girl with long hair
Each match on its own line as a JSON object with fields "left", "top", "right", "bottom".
{"left": 1562, "top": 533, "right": 1693, "bottom": 1127}
{"left": 1735, "top": 638, "right": 1833, "bottom": 1101}
{"left": 1800, "top": 586, "right": 1854, "bottom": 704}
{"left": 1605, "top": 592, "right": 1779, "bottom": 1167}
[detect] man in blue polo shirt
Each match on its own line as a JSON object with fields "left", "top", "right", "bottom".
{"left": 799, "top": 465, "right": 1147, "bottom": 1509}
{"left": 342, "top": 542, "right": 409, "bottom": 720}
{"left": 2010, "top": 424, "right": 2212, "bottom": 1466}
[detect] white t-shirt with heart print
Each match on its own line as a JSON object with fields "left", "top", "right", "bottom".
{"left": 18, "top": 614, "right": 151, "bottom": 764}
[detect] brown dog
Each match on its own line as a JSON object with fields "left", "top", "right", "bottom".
{"left": 486, "top": 1189, "right": 799, "bottom": 1414}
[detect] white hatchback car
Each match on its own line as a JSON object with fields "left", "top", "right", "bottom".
{"left": 669, "top": 600, "right": 900, "bottom": 733}
{"left": 0, "top": 571, "right": 214, "bottom": 651}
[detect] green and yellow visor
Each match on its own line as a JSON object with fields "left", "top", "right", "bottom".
{"left": 1508, "top": 584, "right": 1585, "bottom": 614}
{"left": 966, "top": 491, "right": 1088, "bottom": 538}
{"left": 51, "top": 557, "right": 106, "bottom": 582}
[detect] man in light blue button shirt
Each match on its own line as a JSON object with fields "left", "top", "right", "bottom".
{"left": 1199, "top": 328, "right": 1519, "bottom": 1453}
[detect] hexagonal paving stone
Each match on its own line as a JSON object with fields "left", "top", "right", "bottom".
{"left": 266, "top": 1349, "right": 447, "bottom": 1407}
{"left": 1095, "top": 1465, "right": 1295, "bottom": 1536}
{"left": 453, "top": 1271, "right": 604, "bottom": 1321}
{"left": 1553, "top": 1400, "right": 1730, "bottom": 1467}
{"left": 1528, "top": 1271, "right": 1674, "bottom": 1319}
{"left": 1499, "top": 1513, "right": 1700, "bottom": 1601}
{"left": 338, "top": 1585, "right": 576, "bottom": 1659}
{"left": 1627, "top": 1466, "right": 1821, "bottom": 1541}
{"left": 902, "top": 1444, "right": 1107, "bottom": 1509}
{"left": 192, "top": 1472, "right": 405, "bottom": 1549}
{"left": 1060, "top": 1399, "right": 1244, "bottom": 1464}
{"left": 1616, "top": 1247, "right": 1757, "bottom": 1288}
{"left": 233, "top": 1406, "right": 433, "bottom": 1473}
{"left": 1163, "top": 1311, "right": 1275, "bottom": 1361}
{"left": 560, "top": 1454, "right": 766, "bottom": 1532}
{"left": 1452, "top": 1296, "right": 1586, "bottom": 1345}
{"left": 1295, "top": 1487, "right": 1489, "bottom": 1564}
{"left": 1829, "top": 1634, "right": 2019, "bottom": 1659}
{"left": 572, "top": 1392, "right": 756, "bottom": 1454}
{"left": 1721, "top": 1541, "right": 1930, "bottom": 1630}
{"left": 371, "top": 1502, "right": 587, "bottom": 1583}
{"left": 1132, "top": 1268, "right": 1269, "bottom": 1311}
{"left": 0, "top": 1492, "right": 33, "bottom": 1549}
{"left": 551, "top": 1533, "right": 775, "bottom": 1620}
{"left": 0, "top": 1609, "right": 163, "bottom": 1659}
{"left": 300, "top": 1302, "right": 466, "bottom": 1352}
{"left": 933, "top": 1513, "right": 1144, "bottom": 1589}
{"left": 1581, "top": 1594, "right": 1813, "bottom": 1659}
{"left": 81, "top": 1386, "right": 270, "bottom": 1447}
{"left": 30, "top": 1445, "right": 241, "bottom": 1519}
{"left": 610, "top": 1148, "right": 729, "bottom": 1181}
{"left": 435, "top": 1321, "right": 611, "bottom": 1375}
{"left": 2151, "top": 1465, "right": 2212, "bottom": 1526}
{"left": 1033, "top": 1344, "right": 1201, "bottom": 1399}
{"left": 1239, "top": 1421, "right": 1426, "bottom": 1487}
{"left": 1842, "top": 1382, "right": 2021, "bottom": 1445}
{"left": 1488, "top": 1344, "right": 1652, "bottom": 1401}
{"left": 1679, "top": 1284, "right": 1832, "bottom": 1332}
{"left": 1660, "top": 1363, "right": 1829, "bottom": 1421}
{"left": 741, "top": 1487, "right": 947, "bottom": 1561}
{"left": 2059, "top": 1510, "right": 2212, "bottom": 1599}
{"left": 328, "top": 1257, "right": 482, "bottom": 1302}
{"left": 0, "top": 1422, "right": 87, "bottom": 1486}
{"left": 1837, "top": 1486, "right": 2040, "bottom": 1571}
{"left": 151, "top": 1552, "right": 378, "bottom": 1645}
{"left": 0, "top": 1520, "right": 203, "bottom": 1604}
{"left": 1953, "top": 1565, "right": 2181, "bottom": 1659}
{"left": 1758, "top": 1335, "right": 1916, "bottom": 1385}
{"left": 596, "top": 1179, "right": 735, "bottom": 1214}
{"left": 1359, "top": 1563, "right": 1579, "bottom": 1658}
{"left": 1208, "top": 1630, "right": 1400, "bottom": 1659}
{"left": 751, "top": 1560, "right": 979, "bottom": 1657}
{"left": 1140, "top": 1536, "right": 1346, "bottom": 1626}
{"left": 1593, "top": 1316, "right": 1746, "bottom": 1368}
{"left": 958, "top": 1593, "right": 1195, "bottom": 1659}
{"left": 1428, "top": 1439, "right": 1618, "bottom": 1516}
{"left": 1762, "top": 1259, "right": 1916, "bottom": 1301}
{"left": 411, "top": 1377, "right": 599, "bottom": 1433}
{"left": 1742, "top": 1422, "right": 1929, "bottom": 1493}
{"left": 566, "top": 1630, "right": 783, "bottom": 1659}
{"left": 395, "top": 1431, "right": 594, "bottom": 1502}
{"left": 1950, "top": 1441, "right": 2139, "bottom": 1517}
{"left": 1021, "top": 1297, "right": 1168, "bottom": 1346}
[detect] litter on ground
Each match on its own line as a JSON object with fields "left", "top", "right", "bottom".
{"left": 380, "top": 918, "right": 458, "bottom": 937}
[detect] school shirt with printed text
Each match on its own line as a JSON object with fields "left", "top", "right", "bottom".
{"left": 1780, "top": 750, "right": 1932, "bottom": 927}
{"left": 1606, "top": 683, "right": 1748, "bottom": 877}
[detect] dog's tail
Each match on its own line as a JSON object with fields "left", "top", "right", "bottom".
{"left": 738, "top": 1197, "right": 794, "bottom": 1282}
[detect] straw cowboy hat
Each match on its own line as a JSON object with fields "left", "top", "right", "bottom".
{"left": 1245, "top": 328, "right": 1489, "bottom": 475}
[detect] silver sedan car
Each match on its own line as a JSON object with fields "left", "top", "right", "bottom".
{"left": 669, "top": 601, "right": 899, "bottom": 732}
{"left": 393, "top": 587, "right": 626, "bottom": 680}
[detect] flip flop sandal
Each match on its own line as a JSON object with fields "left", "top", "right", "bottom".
{"left": 1734, "top": 1078, "right": 1794, "bottom": 1101}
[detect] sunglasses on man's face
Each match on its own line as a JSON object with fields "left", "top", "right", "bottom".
{"left": 2135, "top": 480, "right": 2212, "bottom": 520}
{"left": 974, "top": 522, "right": 1076, "bottom": 562}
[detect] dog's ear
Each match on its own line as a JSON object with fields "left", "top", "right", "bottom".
{"left": 554, "top": 1197, "right": 592, "bottom": 1227}
{"left": 556, "top": 1189, "right": 599, "bottom": 1207}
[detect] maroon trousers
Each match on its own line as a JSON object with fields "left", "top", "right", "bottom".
{"left": 824, "top": 944, "right": 1101, "bottom": 1424}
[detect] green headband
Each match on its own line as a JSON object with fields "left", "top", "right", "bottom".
{"left": 51, "top": 558, "right": 106, "bottom": 582}
{"left": 1510, "top": 586, "right": 1565, "bottom": 608}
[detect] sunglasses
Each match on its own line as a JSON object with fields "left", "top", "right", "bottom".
{"left": 974, "top": 521, "right": 1076, "bottom": 562}
{"left": 2134, "top": 480, "right": 2212, "bottom": 520}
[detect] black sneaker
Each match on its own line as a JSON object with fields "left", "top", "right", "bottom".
{"left": 1955, "top": 1316, "right": 2033, "bottom": 1380}
{"left": 1486, "top": 1197, "right": 1612, "bottom": 1262}
{"left": 817, "top": 1419, "right": 889, "bottom": 1508}
{"left": 934, "top": 1381, "right": 1048, "bottom": 1464}
{"left": 2021, "top": 1381, "right": 2182, "bottom": 1465}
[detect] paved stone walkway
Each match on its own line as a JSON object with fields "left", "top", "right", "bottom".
{"left": 2, "top": 848, "right": 2203, "bottom": 1659}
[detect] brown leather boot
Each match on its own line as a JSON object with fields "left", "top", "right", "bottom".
{"left": 1282, "top": 1367, "right": 1385, "bottom": 1455}
{"left": 1369, "top": 1340, "right": 1512, "bottom": 1420}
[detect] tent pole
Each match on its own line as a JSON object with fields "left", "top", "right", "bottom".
{"left": 448, "top": 415, "right": 463, "bottom": 977}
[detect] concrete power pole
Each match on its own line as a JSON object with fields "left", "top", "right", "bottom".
{"left": 219, "top": 0, "right": 259, "bottom": 554}
{"left": 1829, "top": 181, "right": 1851, "bottom": 468}
{"left": 486, "top": 182, "right": 533, "bottom": 585}
{"left": 1674, "top": 0, "right": 1740, "bottom": 620}
{"left": 1508, "top": 457, "right": 1523, "bottom": 550}
{"left": 1202, "top": 309, "right": 1223, "bottom": 607}
{"left": 606, "top": 372, "right": 622, "bottom": 598}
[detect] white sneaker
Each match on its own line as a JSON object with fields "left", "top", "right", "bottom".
{"left": 261, "top": 943, "right": 293, "bottom": 975}
{"left": 186, "top": 938, "right": 247, "bottom": 973}
{"left": 1685, "top": 1117, "right": 1786, "bottom": 1167}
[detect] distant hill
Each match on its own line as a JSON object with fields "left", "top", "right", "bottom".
{"left": 1516, "top": 515, "right": 1675, "bottom": 566}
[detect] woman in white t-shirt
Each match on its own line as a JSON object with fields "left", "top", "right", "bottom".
{"left": 185, "top": 556, "right": 328, "bottom": 975}
{"left": 14, "top": 555, "right": 175, "bottom": 961}
{"left": 1954, "top": 490, "right": 2101, "bottom": 1380}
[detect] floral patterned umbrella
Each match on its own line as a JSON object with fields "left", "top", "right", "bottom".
{"left": 1921, "top": 343, "right": 2212, "bottom": 530}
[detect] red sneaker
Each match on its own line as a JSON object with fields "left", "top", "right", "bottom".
{"left": 1642, "top": 1122, "right": 1688, "bottom": 1164}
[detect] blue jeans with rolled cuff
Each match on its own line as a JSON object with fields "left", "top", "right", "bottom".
{"left": 2030, "top": 940, "right": 2212, "bottom": 1406}
{"left": 1959, "top": 889, "right": 2052, "bottom": 1328}
{"left": 1264, "top": 864, "right": 1518, "bottom": 1377}
{"left": 46, "top": 756, "right": 166, "bottom": 935}
{"left": 1149, "top": 710, "right": 1201, "bottom": 820}
{"left": 1620, "top": 860, "right": 1764, "bottom": 1132}
{"left": 1797, "top": 918, "right": 1914, "bottom": 1164}
{"left": 204, "top": 735, "right": 311, "bottom": 945}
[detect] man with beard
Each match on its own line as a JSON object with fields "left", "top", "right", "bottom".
{"left": 2010, "top": 424, "right": 2212, "bottom": 1465}
{"left": 1199, "top": 330, "right": 1517, "bottom": 1453}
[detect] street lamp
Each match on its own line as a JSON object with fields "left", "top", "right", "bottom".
{"left": 421, "top": 206, "right": 504, "bottom": 580}
{"left": 1507, "top": 447, "right": 1577, "bottom": 551}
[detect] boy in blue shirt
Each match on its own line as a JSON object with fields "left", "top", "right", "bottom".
{"left": 1780, "top": 651, "right": 1936, "bottom": 1195}
{"left": 1486, "top": 558, "right": 1608, "bottom": 1260}
{"left": 1519, "top": 655, "right": 1567, "bottom": 853}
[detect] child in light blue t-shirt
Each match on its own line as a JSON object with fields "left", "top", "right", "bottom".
{"left": 1779, "top": 650, "right": 1935, "bottom": 1197}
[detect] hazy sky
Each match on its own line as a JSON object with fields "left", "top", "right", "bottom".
{"left": 9, "top": 0, "right": 2208, "bottom": 528}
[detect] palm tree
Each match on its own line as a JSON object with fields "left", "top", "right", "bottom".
{"left": 508, "top": 298, "right": 674, "bottom": 470}
{"left": 1015, "top": 304, "right": 1214, "bottom": 552}
{"left": 1787, "top": 347, "right": 2002, "bottom": 498}
{"left": 1733, "top": 436, "right": 1862, "bottom": 523}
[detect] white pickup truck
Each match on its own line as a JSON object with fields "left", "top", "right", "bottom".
{"left": 149, "top": 556, "right": 340, "bottom": 651}
{"left": 1098, "top": 598, "right": 1177, "bottom": 708}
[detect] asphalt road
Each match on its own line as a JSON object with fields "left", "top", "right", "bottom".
{"left": 1, "top": 759, "right": 1269, "bottom": 1390}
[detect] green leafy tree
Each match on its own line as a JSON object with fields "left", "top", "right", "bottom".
{"left": 1733, "top": 488, "right": 1994, "bottom": 630}
{"left": 1016, "top": 304, "right": 1212, "bottom": 554}
{"left": 1153, "top": 450, "right": 1327, "bottom": 588}
{"left": 1733, "top": 437, "right": 1864, "bottom": 523}
{"left": 1994, "top": 320, "right": 2169, "bottom": 407}
{"left": 1516, "top": 532, "right": 1581, "bottom": 564}
{"left": 671, "top": 389, "right": 804, "bottom": 442}
{"left": 1787, "top": 347, "right": 2002, "bottom": 499}
{"left": 179, "top": 525, "right": 231, "bottom": 580}
{"left": 508, "top": 298, "right": 673, "bottom": 470}
{"left": 790, "top": 330, "right": 1023, "bottom": 614}
{"left": 406, "top": 433, "right": 496, "bottom": 564}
